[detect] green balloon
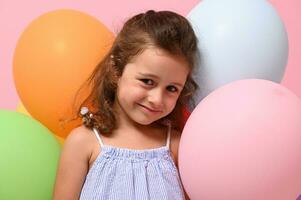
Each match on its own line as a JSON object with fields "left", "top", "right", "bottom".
{"left": 0, "top": 110, "right": 61, "bottom": 200}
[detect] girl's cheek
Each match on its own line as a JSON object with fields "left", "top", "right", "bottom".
{"left": 168, "top": 93, "right": 180, "bottom": 102}
{"left": 132, "top": 87, "right": 147, "bottom": 98}
{"left": 166, "top": 98, "right": 178, "bottom": 110}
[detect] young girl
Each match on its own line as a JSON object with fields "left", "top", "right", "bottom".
{"left": 53, "top": 10, "right": 198, "bottom": 200}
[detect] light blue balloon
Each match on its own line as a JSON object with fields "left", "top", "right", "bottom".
{"left": 188, "top": 0, "right": 288, "bottom": 109}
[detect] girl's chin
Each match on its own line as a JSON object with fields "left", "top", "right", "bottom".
{"left": 131, "top": 115, "right": 159, "bottom": 126}
{"left": 134, "top": 119, "right": 155, "bottom": 126}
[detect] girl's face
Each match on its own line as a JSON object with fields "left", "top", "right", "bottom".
{"left": 114, "top": 47, "right": 189, "bottom": 126}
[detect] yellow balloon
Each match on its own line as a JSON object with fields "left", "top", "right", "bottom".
{"left": 54, "top": 135, "right": 65, "bottom": 145}
{"left": 16, "top": 102, "right": 30, "bottom": 116}
{"left": 17, "top": 101, "right": 65, "bottom": 145}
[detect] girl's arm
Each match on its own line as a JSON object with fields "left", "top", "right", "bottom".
{"left": 170, "top": 129, "right": 191, "bottom": 200}
{"left": 52, "top": 127, "right": 92, "bottom": 200}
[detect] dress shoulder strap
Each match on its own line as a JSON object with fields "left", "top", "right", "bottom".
{"left": 92, "top": 127, "right": 104, "bottom": 147}
{"left": 165, "top": 122, "right": 171, "bottom": 149}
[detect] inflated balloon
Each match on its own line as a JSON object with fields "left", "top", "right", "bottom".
{"left": 0, "top": 110, "right": 61, "bottom": 199}
{"left": 188, "top": 0, "right": 288, "bottom": 108}
{"left": 16, "top": 102, "right": 65, "bottom": 144}
{"left": 13, "top": 9, "right": 114, "bottom": 138}
{"left": 180, "top": 107, "right": 191, "bottom": 130}
{"left": 16, "top": 102, "right": 30, "bottom": 116}
{"left": 179, "top": 79, "right": 301, "bottom": 200}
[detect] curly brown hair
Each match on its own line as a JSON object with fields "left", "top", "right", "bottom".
{"left": 74, "top": 10, "right": 199, "bottom": 134}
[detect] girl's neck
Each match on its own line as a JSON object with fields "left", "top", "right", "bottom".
{"left": 109, "top": 123, "right": 166, "bottom": 150}
{"left": 106, "top": 99, "right": 167, "bottom": 150}
{"left": 115, "top": 115, "right": 163, "bottom": 137}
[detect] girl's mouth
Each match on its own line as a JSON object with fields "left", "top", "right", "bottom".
{"left": 138, "top": 104, "right": 162, "bottom": 113}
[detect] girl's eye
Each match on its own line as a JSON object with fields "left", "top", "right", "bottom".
{"left": 166, "top": 85, "right": 178, "bottom": 93}
{"left": 140, "top": 79, "right": 154, "bottom": 86}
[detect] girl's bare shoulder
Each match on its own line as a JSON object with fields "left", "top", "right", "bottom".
{"left": 169, "top": 128, "right": 182, "bottom": 165}
{"left": 63, "top": 125, "right": 96, "bottom": 159}
{"left": 53, "top": 125, "right": 97, "bottom": 199}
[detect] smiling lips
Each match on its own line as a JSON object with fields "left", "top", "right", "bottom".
{"left": 138, "top": 103, "right": 162, "bottom": 113}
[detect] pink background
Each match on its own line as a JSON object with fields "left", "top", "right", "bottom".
{"left": 270, "top": 0, "right": 301, "bottom": 99}
{"left": 1, "top": 0, "right": 300, "bottom": 110}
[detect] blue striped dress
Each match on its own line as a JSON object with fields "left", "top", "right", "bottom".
{"left": 79, "top": 124, "right": 185, "bottom": 200}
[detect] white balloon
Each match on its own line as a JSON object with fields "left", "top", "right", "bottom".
{"left": 188, "top": 0, "right": 288, "bottom": 109}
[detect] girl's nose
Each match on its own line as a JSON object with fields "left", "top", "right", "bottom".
{"left": 148, "top": 88, "right": 164, "bottom": 108}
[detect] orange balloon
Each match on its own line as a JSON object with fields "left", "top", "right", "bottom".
{"left": 13, "top": 9, "right": 114, "bottom": 138}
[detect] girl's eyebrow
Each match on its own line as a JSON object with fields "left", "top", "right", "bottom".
{"left": 138, "top": 72, "right": 159, "bottom": 79}
{"left": 171, "top": 82, "right": 184, "bottom": 88}
{"left": 138, "top": 72, "right": 184, "bottom": 87}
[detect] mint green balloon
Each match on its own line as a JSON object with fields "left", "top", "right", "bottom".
{"left": 0, "top": 110, "right": 61, "bottom": 200}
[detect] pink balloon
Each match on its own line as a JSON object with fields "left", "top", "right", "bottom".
{"left": 179, "top": 79, "right": 301, "bottom": 200}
